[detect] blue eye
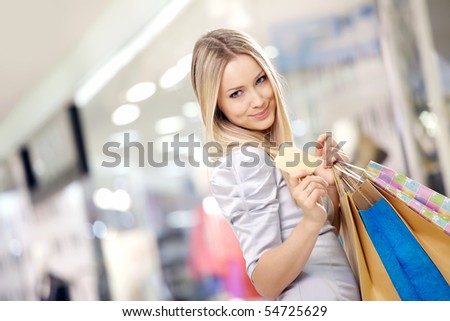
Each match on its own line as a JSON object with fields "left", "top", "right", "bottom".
{"left": 256, "top": 75, "right": 267, "bottom": 85}
{"left": 230, "top": 90, "right": 242, "bottom": 98}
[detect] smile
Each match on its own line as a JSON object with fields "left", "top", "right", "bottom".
{"left": 250, "top": 106, "right": 269, "bottom": 119}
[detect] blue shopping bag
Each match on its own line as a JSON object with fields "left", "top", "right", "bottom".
{"left": 359, "top": 197, "right": 450, "bottom": 300}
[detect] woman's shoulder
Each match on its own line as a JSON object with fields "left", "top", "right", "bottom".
{"left": 209, "top": 146, "right": 280, "bottom": 217}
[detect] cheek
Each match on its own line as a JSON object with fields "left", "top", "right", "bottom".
{"left": 220, "top": 101, "right": 245, "bottom": 121}
{"left": 262, "top": 83, "right": 275, "bottom": 100}
{"left": 229, "top": 101, "right": 248, "bottom": 116}
{"left": 269, "top": 87, "right": 276, "bottom": 100}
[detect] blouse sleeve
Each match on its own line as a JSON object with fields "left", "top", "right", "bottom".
{"left": 210, "top": 147, "right": 281, "bottom": 279}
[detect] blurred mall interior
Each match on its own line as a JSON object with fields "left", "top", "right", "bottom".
{"left": 0, "top": 0, "right": 449, "bottom": 300}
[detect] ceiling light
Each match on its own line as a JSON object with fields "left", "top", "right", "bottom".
{"left": 92, "top": 220, "right": 108, "bottom": 239}
{"left": 419, "top": 110, "right": 438, "bottom": 137}
{"left": 155, "top": 115, "right": 186, "bottom": 135}
{"left": 111, "top": 189, "right": 132, "bottom": 212}
{"left": 93, "top": 188, "right": 113, "bottom": 210}
{"left": 159, "top": 66, "right": 183, "bottom": 89}
{"left": 182, "top": 101, "right": 200, "bottom": 118}
{"left": 74, "top": 0, "right": 192, "bottom": 107}
{"left": 126, "top": 81, "right": 156, "bottom": 102}
{"left": 93, "top": 188, "right": 131, "bottom": 212}
{"left": 111, "top": 104, "right": 141, "bottom": 126}
{"left": 177, "top": 53, "right": 192, "bottom": 70}
{"left": 265, "top": 45, "right": 279, "bottom": 59}
{"left": 159, "top": 53, "right": 192, "bottom": 89}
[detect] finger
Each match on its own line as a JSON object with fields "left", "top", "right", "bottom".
{"left": 291, "top": 175, "right": 328, "bottom": 201}
{"left": 286, "top": 171, "right": 307, "bottom": 188}
{"left": 303, "top": 183, "right": 328, "bottom": 197}
{"left": 301, "top": 189, "right": 328, "bottom": 209}
{"left": 314, "top": 138, "right": 325, "bottom": 158}
{"left": 286, "top": 174, "right": 300, "bottom": 188}
{"left": 316, "top": 133, "right": 336, "bottom": 159}
{"left": 305, "top": 180, "right": 329, "bottom": 191}
{"left": 316, "top": 133, "right": 330, "bottom": 146}
{"left": 321, "top": 137, "right": 342, "bottom": 167}
{"left": 322, "top": 147, "right": 348, "bottom": 168}
{"left": 290, "top": 169, "right": 314, "bottom": 181}
{"left": 300, "top": 175, "right": 329, "bottom": 188}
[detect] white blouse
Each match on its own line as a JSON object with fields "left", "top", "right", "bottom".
{"left": 210, "top": 146, "right": 361, "bottom": 301}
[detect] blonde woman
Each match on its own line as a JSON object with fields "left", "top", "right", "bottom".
{"left": 191, "top": 28, "right": 360, "bottom": 301}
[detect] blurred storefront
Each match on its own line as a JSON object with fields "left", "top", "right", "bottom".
{"left": 0, "top": 0, "right": 449, "bottom": 301}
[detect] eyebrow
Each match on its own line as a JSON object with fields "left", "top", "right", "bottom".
{"left": 226, "top": 69, "right": 265, "bottom": 94}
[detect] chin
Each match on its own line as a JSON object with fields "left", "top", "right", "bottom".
{"left": 254, "top": 117, "right": 275, "bottom": 132}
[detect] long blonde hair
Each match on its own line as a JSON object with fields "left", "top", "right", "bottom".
{"left": 191, "top": 28, "right": 293, "bottom": 159}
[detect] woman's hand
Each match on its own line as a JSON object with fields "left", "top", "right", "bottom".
{"left": 314, "top": 133, "right": 348, "bottom": 187}
{"left": 287, "top": 169, "right": 329, "bottom": 226}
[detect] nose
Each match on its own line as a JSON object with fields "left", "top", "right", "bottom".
{"left": 249, "top": 87, "right": 264, "bottom": 109}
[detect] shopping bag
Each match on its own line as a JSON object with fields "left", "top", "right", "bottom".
{"left": 333, "top": 169, "right": 399, "bottom": 300}
{"left": 354, "top": 179, "right": 450, "bottom": 300}
{"left": 365, "top": 160, "right": 450, "bottom": 234}
{"left": 334, "top": 165, "right": 450, "bottom": 300}
{"left": 363, "top": 161, "right": 450, "bottom": 281}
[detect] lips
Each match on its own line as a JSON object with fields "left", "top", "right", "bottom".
{"left": 250, "top": 106, "right": 269, "bottom": 119}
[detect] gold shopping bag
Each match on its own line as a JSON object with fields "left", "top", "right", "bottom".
{"left": 333, "top": 169, "right": 399, "bottom": 300}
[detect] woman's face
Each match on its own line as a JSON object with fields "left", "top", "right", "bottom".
{"left": 217, "top": 54, "right": 276, "bottom": 132}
